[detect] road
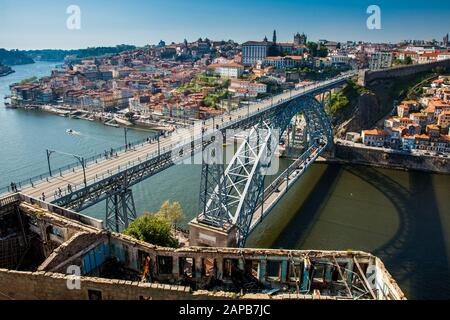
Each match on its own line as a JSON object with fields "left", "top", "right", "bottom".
{"left": 13, "top": 73, "right": 353, "bottom": 202}
{"left": 250, "top": 144, "right": 322, "bottom": 231}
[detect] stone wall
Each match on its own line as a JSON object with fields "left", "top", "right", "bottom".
{"left": 0, "top": 268, "right": 232, "bottom": 300}
{"left": 334, "top": 144, "right": 450, "bottom": 174}
{"left": 358, "top": 59, "right": 450, "bottom": 86}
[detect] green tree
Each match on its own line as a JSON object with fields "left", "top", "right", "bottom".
{"left": 404, "top": 56, "right": 413, "bottom": 65}
{"left": 317, "top": 45, "right": 328, "bottom": 58}
{"left": 306, "top": 42, "right": 318, "bottom": 57}
{"left": 19, "top": 76, "right": 37, "bottom": 85}
{"left": 157, "top": 200, "right": 184, "bottom": 228}
{"left": 123, "top": 212, "right": 179, "bottom": 247}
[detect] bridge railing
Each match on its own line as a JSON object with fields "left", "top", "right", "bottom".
{"left": 1, "top": 74, "right": 353, "bottom": 197}
{"left": 0, "top": 134, "right": 157, "bottom": 194}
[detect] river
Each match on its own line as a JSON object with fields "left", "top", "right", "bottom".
{"left": 1, "top": 61, "right": 449, "bottom": 299}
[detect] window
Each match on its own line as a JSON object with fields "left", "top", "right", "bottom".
{"left": 179, "top": 257, "right": 194, "bottom": 277}
{"left": 266, "top": 261, "right": 282, "bottom": 281}
{"left": 87, "top": 289, "right": 102, "bottom": 300}
{"left": 157, "top": 256, "right": 173, "bottom": 275}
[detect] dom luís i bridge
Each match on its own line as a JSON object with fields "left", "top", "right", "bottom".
{"left": 1, "top": 72, "right": 355, "bottom": 248}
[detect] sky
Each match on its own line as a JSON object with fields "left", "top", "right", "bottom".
{"left": 0, "top": 0, "right": 449, "bottom": 50}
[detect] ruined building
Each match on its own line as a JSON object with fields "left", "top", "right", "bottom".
{"left": 0, "top": 193, "right": 405, "bottom": 300}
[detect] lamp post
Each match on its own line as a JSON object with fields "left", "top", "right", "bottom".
{"left": 46, "top": 149, "right": 87, "bottom": 188}
{"left": 157, "top": 133, "right": 161, "bottom": 157}
{"left": 124, "top": 127, "right": 128, "bottom": 147}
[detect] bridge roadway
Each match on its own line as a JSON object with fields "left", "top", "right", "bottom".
{"left": 12, "top": 73, "right": 353, "bottom": 204}
{"left": 249, "top": 143, "right": 323, "bottom": 232}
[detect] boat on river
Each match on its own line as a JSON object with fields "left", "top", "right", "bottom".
{"left": 66, "top": 129, "right": 80, "bottom": 135}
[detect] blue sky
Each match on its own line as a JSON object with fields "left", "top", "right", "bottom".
{"left": 1, "top": 0, "right": 449, "bottom": 49}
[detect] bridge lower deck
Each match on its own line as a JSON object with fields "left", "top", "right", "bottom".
{"left": 250, "top": 146, "right": 322, "bottom": 232}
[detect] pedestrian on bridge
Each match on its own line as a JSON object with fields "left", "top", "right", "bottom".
{"left": 58, "top": 187, "right": 62, "bottom": 197}
{"left": 11, "top": 182, "right": 18, "bottom": 192}
{"left": 67, "top": 184, "right": 72, "bottom": 193}
{"left": 41, "top": 192, "right": 46, "bottom": 201}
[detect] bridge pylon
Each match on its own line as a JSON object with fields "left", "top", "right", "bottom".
{"left": 105, "top": 188, "right": 137, "bottom": 232}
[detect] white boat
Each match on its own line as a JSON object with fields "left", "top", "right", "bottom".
{"left": 66, "top": 129, "right": 80, "bottom": 135}
{"left": 113, "top": 116, "right": 133, "bottom": 126}
{"left": 104, "top": 121, "right": 119, "bottom": 128}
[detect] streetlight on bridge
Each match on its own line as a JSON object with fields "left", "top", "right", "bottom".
{"left": 46, "top": 149, "right": 87, "bottom": 188}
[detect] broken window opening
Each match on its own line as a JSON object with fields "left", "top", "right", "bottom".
{"left": 266, "top": 261, "right": 282, "bottom": 281}
{"left": 87, "top": 289, "right": 102, "bottom": 300}
{"left": 156, "top": 255, "right": 173, "bottom": 275}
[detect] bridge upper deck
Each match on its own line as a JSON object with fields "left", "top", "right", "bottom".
{"left": 6, "top": 73, "right": 353, "bottom": 205}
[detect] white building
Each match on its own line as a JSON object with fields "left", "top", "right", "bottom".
{"left": 263, "top": 56, "right": 305, "bottom": 69}
{"left": 362, "top": 129, "right": 388, "bottom": 147}
{"left": 242, "top": 41, "right": 272, "bottom": 66}
{"left": 438, "top": 52, "right": 450, "bottom": 61}
{"left": 329, "top": 54, "right": 351, "bottom": 66}
{"left": 207, "top": 63, "right": 244, "bottom": 78}
{"left": 229, "top": 80, "right": 267, "bottom": 97}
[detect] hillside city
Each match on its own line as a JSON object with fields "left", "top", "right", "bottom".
{"left": 5, "top": 31, "right": 450, "bottom": 154}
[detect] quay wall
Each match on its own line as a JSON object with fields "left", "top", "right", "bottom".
{"left": 332, "top": 144, "right": 450, "bottom": 174}
{"left": 358, "top": 59, "right": 450, "bottom": 86}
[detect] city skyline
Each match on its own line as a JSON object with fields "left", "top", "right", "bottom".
{"left": 1, "top": 0, "right": 449, "bottom": 50}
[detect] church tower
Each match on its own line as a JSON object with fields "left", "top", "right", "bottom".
{"left": 272, "top": 30, "right": 277, "bottom": 44}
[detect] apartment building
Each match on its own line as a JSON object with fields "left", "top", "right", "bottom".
{"left": 369, "top": 52, "right": 393, "bottom": 70}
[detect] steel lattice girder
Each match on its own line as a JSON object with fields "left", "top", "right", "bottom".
{"left": 198, "top": 121, "right": 277, "bottom": 245}
{"left": 105, "top": 188, "right": 137, "bottom": 232}
{"left": 197, "top": 94, "right": 334, "bottom": 247}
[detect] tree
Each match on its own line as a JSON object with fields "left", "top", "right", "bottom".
{"left": 19, "top": 76, "right": 37, "bottom": 85}
{"left": 404, "top": 56, "right": 413, "bottom": 65}
{"left": 157, "top": 200, "right": 184, "bottom": 228}
{"left": 306, "top": 42, "right": 318, "bottom": 57}
{"left": 123, "top": 212, "right": 179, "bottom": 247}
{"left": 317, "top": 45, "right": 329, "bottom": 58}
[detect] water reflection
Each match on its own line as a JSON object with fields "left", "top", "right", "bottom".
{"left": 246, "top": 164, "right": 450, "bottom": 299}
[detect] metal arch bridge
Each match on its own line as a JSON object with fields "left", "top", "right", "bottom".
{"left": 6, "top": 73, "right": 353, "bottom": 236}
{"left": 197, "top": 95, "right": 333, "bottom": 247}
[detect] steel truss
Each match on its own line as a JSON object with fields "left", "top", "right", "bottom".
{"left": 105, "top": 188, "right": 137, "bottom": 232}
{"left": 197, "top": 94, "right": 333, "bottom": 247}
{"left": 198, "top": 122, "right": 277, "bottom": 245}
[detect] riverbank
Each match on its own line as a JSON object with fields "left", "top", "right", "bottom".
{"left": 0, "top": 65, "right": 15, "bottom": 77}
{"left": 328, "top": 143, "right": 450, "bottom": 174}
{"left": 0, "top": 70, "right": 15, "bottom": 77}
{"left": 32, "top": 104, "right": 182, "bottom": 132}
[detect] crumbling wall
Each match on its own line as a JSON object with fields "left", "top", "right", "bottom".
{"left": 38, "top": 231, "right": 107, "bottom": 272}
{"left": 0, "top": 268, "right": 212, "bottom": 300}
